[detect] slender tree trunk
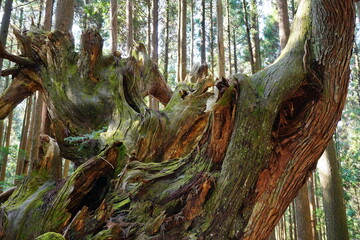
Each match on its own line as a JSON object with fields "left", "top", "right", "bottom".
{"left": 0, "top": 110, "right": 12, "bottom": 192}
{"left": 126, "top": 0, "right": 133, "bottom": 54}
{"left": 178, "top": 0, "right": 187, "bottom": 81}
{"left": 110, "top": 0, "right": 118, "bottom": 53}
{"left": 249, "top": 0, "right": 261, "bottom": 72}
{"left": 210, "top": 0, "right": 215, "bottom": 74}
{"left": 268, "top": 230, "right": 276, "bottom": 240}
{"left": 23, "top": 97, "right": 37, "bottom": 175}
{"left": 216, "top": 0, "right": 225, "bottom": 78}
{"left": 292, "top": 201, "right": 297, "bottom": 240}
{"left": 190, "top": 0, "right": 194, "bottom": 68}
{"left": 150, "top": 0, "right": 159, "bottom": 110}
{"left": 15, "top": 96, "right": 32, "bottom": 183}
{"left": 201, "top": 0, "right": 206, "bottom": 64}
{"left": 308, "top": 175, "right": 318, "bottom": 240}
{"left": 226, "top": 0, "right": 232, "bottom": 75}
{"left": 147, "top": 0, "right": 151, "bottom": 54}
{"left": 314, "top": 173, "right": 324, "bottom": 240}
{"left": 295, "top": 184, "right": 314, "bottom": 240}
{"left": 54, "top": 0, "right": 74, "bottom": 32}
{"left": 318, "top": 138, "right": 349, "bottom": 240}
{"left": 277, "top": 0, "right": 291, "bottom": 49}
{"left": 29, "top": 92, "right": 44, "bottom": 173}
{"left": 164, "top": 0, "right": 170, "bottom": 81}
{"left": 0, "top": 0, "right": 13, "bottom": 72}
{"left": 288, "top": 204, "right": 294, "bottom": 240}
{"left": 43, "top": 0, "right": 54, "bottom": 31}
{"left": 233, "top": 28, "right": 238, "bottom": 73}
{"left": 242, "top": 0, "right": 255, "bottom": 74}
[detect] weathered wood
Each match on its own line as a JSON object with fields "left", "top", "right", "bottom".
{"left": 0, "top": 0, "right": 354, "bottom": 239}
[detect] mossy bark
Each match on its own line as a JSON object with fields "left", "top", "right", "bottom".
{"left": 0, "top": 0, "right": 355, "bottom": 239}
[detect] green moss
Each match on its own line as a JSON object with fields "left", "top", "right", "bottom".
{"left": 35, "top": 232, "right": 65, "bottom": 240}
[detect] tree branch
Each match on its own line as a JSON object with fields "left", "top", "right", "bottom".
{"left": 0, "top": 71, "right": 42, "bottom": 120}
{"left": 0, "top": 40, "right": 37, "bottom": 67}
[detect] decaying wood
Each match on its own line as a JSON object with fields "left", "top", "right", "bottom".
{"left": 0, "top": 0, "right": 354, "bottom": 239}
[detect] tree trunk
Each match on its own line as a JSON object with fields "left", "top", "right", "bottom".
{"left": 178, "top": 0, "right": 187, "bottom": 81}
{"left": 15, "top": 96, "right": 32, "bottom": 183}
{"left": 0, "top": 111, "right": 12, "bottom": 192}
{"left": 29, "top": 92, "right": 44, "bottom": 173}
{"left": 318, "top": 138, "right": 349, "bottom": 240}
{"left": 249, "top": 0, "right": 261, "bottom": 72}
{"left": 126, "top": 0, "right": 133, "bottom": 54}
{"left": 0, "top": 0, "right": 354, "bottom": 239}
{"left": 110, "top": 0, "right": 118, "bottom": 53}
{"left": 201, "top": 0, "right": 206, "bottom": 64}
{"left": 307, "top": 175, "right": 319, "bottom": 240}
{"left": 210, "top": 0, "right": 215, "bottom": 74}
{"left": 216, "top": 0, "right": 225, "bottom": 78}
{"left": 54, "top": 0, "right": 74, "bottom": 32}
{"left": 150, "top": 0, "right": 159, "bottom": 110}
{"left": 295, "top": 184, "right": 314, "bottom": 240}
{"left": 233, "top": 27, "right": 238, "bottom": 73}
{"left": 43, "top": 0, "right": 54, "bottom": 31}
{"left": 164, "top": 0, "right": 170, "bottom": 81}
{"left": 147, "top": 0, "right": 151, "bottom": 54}
{"left": 0, "top": 0, "right": 13, "bottom": 72}
{"left": 190, "top": 0, "right": 195, "bottom": 68}
{"left": 242, "top": 0, "right": 256, "bottom": 74}
{"left": 226, "top": 0, "right": 232, "bottom": 75}
{"left": 277, "top": 0, "right": 291, "bottom": 49}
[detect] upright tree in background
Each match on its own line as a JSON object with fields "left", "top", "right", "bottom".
{"left": 54, "top": 0, "right": 74, "bottom": 32}
{"left": 277, "top": 0, "right": 291, "bottom": 49}
{"left": 43, "top": 0, "right": 54, "bottom": 31}
{"left": 0, "top": 0, "right": 13, "bottom": 71}
{"left": 295, "top": 184, "right": 314, "bottom": 240}
{"left": 209, "top": 0, "right": 215, "bottom": 73}
{"left": 110, "top": 0, "right": 118, "bottom": 52}
{"left": 226, "top": 0, "right": 232, "bottom": 75}
{"left": 307, "top": 175, "right": 319, "bottom": 240}
{"left": 242, "top": 0, "right": 256, "bottom": 73}
{"left": 127, "top": 0, "right": 133, "bottom": 54}
{"left": 190, "top": 0, "right": 195, "bottom": 68}
{"left": 201, "top": 0, "right": 206, "bottom": 64}
{"left": 147, "top": 0, "right": 151, "bottom": 53}
{"left": 250, "top": 0, "right": 261, "bottom": 72}
{"left": 150, "top": 0, "right": 159, "bottom": 110}
{"left": 318, "top": 138, "right": 350, "bottom": 240}
{"left": 0, "top": 78, "right": 13, "bottom": 193}
{"left": 216, "top": 0, "right": 225, "bottom": 78}
{"left": 177, "top": 0, "right": 187, "bottom": 81}
{"left": 164, "top": 0, "right": 170, "bottom": 81}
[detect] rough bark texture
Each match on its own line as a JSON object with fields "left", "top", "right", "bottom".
{"left": 318, "top": 139, "right": 349, "bottom": 240}
{"left": 43, "top": 0, "right": 54, "bottom": 31}
{"left": 0, "top": 0, "right": 354, "bottom": 239}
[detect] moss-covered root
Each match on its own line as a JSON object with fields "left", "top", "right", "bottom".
{"left": 35, "top": 232, "right": 65, "bottom": 240}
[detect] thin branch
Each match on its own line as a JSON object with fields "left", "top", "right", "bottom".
{"left": 0, "top": 40, "right": 37, "bottom": 67}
